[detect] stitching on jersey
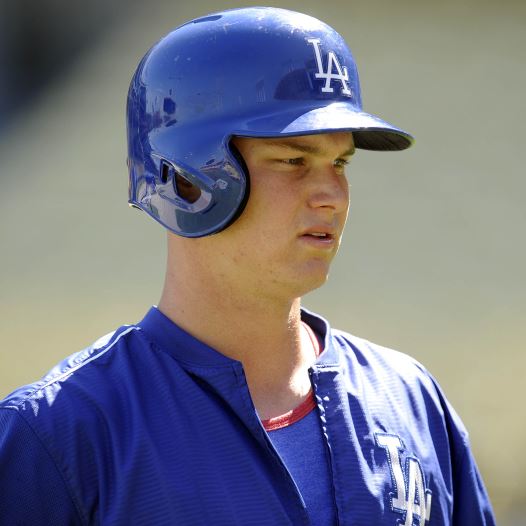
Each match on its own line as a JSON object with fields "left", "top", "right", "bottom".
{"left": 310, "top": 368, "right": 340, "bottom": 520}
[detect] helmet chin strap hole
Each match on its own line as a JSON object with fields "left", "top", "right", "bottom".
{"left": 160, "top": 162, "right": 170, "bottom": 184}
{"left": 175, "top": 173, "right": 201, "bottom": 204}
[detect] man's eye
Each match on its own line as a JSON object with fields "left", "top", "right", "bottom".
{"left": 281, "top": 158, "right": 304, "bottom": 166}
{"left": 334, "top": 159, "right": 350, "bottom": 168}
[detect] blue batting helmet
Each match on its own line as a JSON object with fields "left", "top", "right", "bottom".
{"left": 126, "top": 6, "right": 413, "bottom": 237}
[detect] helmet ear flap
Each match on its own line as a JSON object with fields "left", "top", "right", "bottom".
{"left": 212, "top": 141, "right": 251, "bottom": 234}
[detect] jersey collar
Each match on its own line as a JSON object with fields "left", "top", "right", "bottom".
{"left": 137, "top": 305, "right": 341, "bottom": 369}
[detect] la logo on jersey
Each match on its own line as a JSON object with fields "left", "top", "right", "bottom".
{"left": 307, "top": 38, "right": 352, "bottom": 97}
{"left": 375, "top": 433, "right": 432, "bottom": 526}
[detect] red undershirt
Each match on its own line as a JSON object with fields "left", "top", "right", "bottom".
{"left": 261, "top": 322, "right": 321, "bottom": 432}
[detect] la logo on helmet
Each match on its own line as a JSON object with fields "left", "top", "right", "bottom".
{"left": 308, "top": 38, "right": 352, "bottom": 97}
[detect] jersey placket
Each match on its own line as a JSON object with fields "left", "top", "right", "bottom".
{"left": 310, "top": 361, "right": 386, "bottom": 526}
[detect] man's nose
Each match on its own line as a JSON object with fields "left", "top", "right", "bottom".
{"left": 305, "top": 167, "right": 349, "bottom": 214}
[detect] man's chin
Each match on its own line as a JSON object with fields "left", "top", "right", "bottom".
{"left": 294, "top": 268, "right": 331, "bottom": 297}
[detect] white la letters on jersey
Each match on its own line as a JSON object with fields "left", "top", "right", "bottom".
{"left": 375, "top": 433, "right": 432, "bottom": 526}
{"left": 307, "top": 38, "right": 352, "bottom": 97}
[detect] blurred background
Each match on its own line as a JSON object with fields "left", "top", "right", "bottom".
{"left": 0, "top": 0, "right": 524, "bottom": 522}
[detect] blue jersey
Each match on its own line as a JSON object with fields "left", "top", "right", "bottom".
{"left": 0, "top": 307, "right": 495, "bottom": 525}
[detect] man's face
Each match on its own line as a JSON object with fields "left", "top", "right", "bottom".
{"left": 188, "top": 132, "right": 354, "bottom": 301}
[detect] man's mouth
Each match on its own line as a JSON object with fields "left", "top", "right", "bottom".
{"left": 305, "top": 232, "right": 333, "bottom": 239}
{"left": 299, "top": 229, "right": 337, "bottom": 246}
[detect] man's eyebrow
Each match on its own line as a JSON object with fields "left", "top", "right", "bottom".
{"left": 263, "top": 139, "right": 355, "bottom": 157}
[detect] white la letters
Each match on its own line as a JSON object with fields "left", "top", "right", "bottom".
{"left": 307, "top": 38, "right": 352, "bottom": 97}
{"left": 375, "top": 433, "right": 432, "bottom": 526}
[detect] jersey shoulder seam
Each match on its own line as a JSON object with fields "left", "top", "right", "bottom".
{"left": 2, "top": 325, "right": 140, "bottom": 408}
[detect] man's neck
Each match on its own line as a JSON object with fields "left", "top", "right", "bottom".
{"left": 158, "top": 273, "right": 317, "bottom": 420}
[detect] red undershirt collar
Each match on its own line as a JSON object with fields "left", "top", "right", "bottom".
{"left": 262, "top": 322, "right": 322, "bottom": 432}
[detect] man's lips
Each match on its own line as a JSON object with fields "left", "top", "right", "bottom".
{"left": 299, "top": 227, "right": 337, "bottom": 245}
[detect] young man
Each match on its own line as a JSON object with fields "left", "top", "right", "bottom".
{"left": 0, "top": 7, "right": 495, "bottom": 525}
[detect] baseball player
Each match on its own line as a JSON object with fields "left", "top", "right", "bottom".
{"left": 0, "top": 7, "right": 495, "bottom": 525}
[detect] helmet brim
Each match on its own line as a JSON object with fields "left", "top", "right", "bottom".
{"left": 240, "top": 102, "right": 413, "bottom": 151}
